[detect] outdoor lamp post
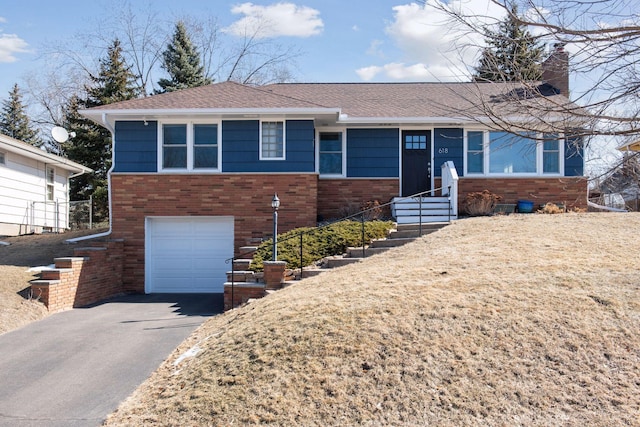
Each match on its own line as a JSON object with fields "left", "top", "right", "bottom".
{"left": 272, "top": 194, "right": 280, "bottom": 261}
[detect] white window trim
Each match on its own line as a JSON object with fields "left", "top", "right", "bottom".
{"left": 464, "top": 129, "right": 564, "bottom": 177}
{"left": 259, "top": 120, "right": 286, "bottom": 161}
{"left": 157, "top": 120, "right": 222, "bottom": 173}
{"left": 316, "top": 128, "right": 346, "bottom": 177}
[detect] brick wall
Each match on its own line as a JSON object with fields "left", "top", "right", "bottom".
{"left": 317, "top": 178, "right": 399, "bottom": 220}
{"left": 111, "top": 173, "right": 318, "bottom": 293}
{"left": 224, "top": 283, "right": 265, "bottom": 311}
{"left": 435, "top": 177, "right": 588, "bottom": 213}
{"left": 30, "top": 239, "right": 124, "bottom": 312}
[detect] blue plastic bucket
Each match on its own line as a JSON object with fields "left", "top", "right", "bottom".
{"left": 517, "top": 200, "right": 534, "bottom": 213}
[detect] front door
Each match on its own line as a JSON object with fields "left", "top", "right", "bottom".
{"left": 402, "top": 130, "right": 432, "bottom": 197}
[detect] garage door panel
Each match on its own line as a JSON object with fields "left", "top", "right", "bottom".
{"left": 146, "top": 216, "right": 234, "bottom": 293}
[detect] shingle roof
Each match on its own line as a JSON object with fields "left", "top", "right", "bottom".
{"left": 89, "top": 81, "right": 328, "bottom": 111}
{"left": 85, "top": 80, "right": 575, "bottom": 121}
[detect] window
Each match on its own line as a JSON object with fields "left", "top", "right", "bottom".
{"left": 465, "top": 130, "right": 563, "bottom": 176}
{"left": 162, "top": 124, "right": 187, "bottom": 169}
{"left": 319, "top": 132, "right": 344, "bottom": 175}
{"left": 160, "top": 122, "right": 219, "bottom": 171}
{"left": 193, "top": 124, "right": 218, "bottom": 169}
{"left": 46, "top": 166, "right": 55, "bottom": 201}
{"left": 543, "top": 134, "right": 560, "bottom": 174}
{"left": 0, "top": 152, "right": 5, "bottom": 165}
{"left": 261, "top": 121, "right": 285, "bottom": 160}
{"left": 467, "top": 131, "right": 484, "bottom": 174}
{"left": 405, "top": 134, "right": 427, "bottom": 150}
{"left": 489, "top": 132, "right": 536, "bottom": 174}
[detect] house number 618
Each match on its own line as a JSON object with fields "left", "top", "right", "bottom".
{"left": 438, "top": 147, "right": 449, "bottom": 154}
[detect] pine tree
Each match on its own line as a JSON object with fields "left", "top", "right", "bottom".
{"left": 157, "top": 21, "right": 212, "bottom": 93}
{"left": 0, "top": 83, "right": 41, "bottom": 146}
{"left": 63, "top": 39, "right": 139, "bottom": 221}
{"left": 474, "top": 5, "right": 544, "bottom": 82}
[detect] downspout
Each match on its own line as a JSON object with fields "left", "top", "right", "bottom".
{"left": 66, "top": 112, "right": 116, "bottom": 243}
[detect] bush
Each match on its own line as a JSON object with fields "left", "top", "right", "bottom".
{"left": 250, "top": 220, "right": 394, "bottom": 271}
{"left": 538, "top": 203, "right": 565, "bottom": 214}
{"left": 464, "top": 190, "right": 502, "bottom": 216}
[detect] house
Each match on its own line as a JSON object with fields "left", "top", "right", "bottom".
{"left": 79, "top": 60, "right": 586, "bottom": 295}
{"left": 0, "top": 133, "right": 91, "bottom": 236}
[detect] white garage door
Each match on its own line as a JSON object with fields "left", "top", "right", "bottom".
{"left": 146, "top": 216, "right": 234, "bottom": 293}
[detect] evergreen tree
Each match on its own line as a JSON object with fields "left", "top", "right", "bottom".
{"left": 157, "top": 21, "right": 212, "bottom": 93}
{"left": 63, "top": 39, "right": 139, "bottom": 222}
{"left": 474, "top": 5, "right": 544, "bottom": 82}
{"left": 0, "top": 83, "right": 41, "bottom": 146}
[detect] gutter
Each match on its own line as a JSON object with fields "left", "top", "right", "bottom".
{"left": 66, "top": 113, "right": 116, "bottom": 243}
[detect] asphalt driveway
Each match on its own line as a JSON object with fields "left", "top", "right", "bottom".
{"left": 0, "top": 293, "right": 223, "bottom": 427}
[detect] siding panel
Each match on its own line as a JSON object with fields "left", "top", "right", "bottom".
{"left": 114, "top": 121, "right": 158, "bottom": 173}
{"left": 433, "top": 128, "right": 464, "bottom": 177}
{"left": 347, "top": 128, "right": 399, "bottom": 178}
{"left": 222, "top": 120, "right": 314, "bottom": 173}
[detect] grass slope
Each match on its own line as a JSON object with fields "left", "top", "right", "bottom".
{"left": 106, "top": 214, "right": 640, "bottom": 426}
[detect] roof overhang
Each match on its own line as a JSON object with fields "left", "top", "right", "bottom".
{"left": 0, "top": 134, "right": 92, "bottom": 174}
{"left": 618, "top": 140, "right": 640, "bottom": 152}
{"left": 79, "top": 107, "right": 343, "bottom": 128}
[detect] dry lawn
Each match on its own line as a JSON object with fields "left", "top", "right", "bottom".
{"left": 104, "top": 213, "right": 638, "bottom": 426}
{"left": 0, "top": 229, "right": 106, "bottom": 335}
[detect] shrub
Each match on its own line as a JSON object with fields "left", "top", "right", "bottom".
{"left": 250, "top": 220, "right": 395, "bottom": 271}
{"left": 538, "top": 203, "right": 565, "bottom": 214}
{"left": 464, "top": 190, "right": 502, "bottom": 216}
{"left": 336, "top": 200, "right": 386, "bottom": 220}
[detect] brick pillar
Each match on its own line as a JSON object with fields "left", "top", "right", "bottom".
{"left": 263, "top": 261, "right": 287, "bottom": 290}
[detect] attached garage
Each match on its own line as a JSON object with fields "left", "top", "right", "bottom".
{"left": 145, "top": 216, "right": 234, "bottom": 293}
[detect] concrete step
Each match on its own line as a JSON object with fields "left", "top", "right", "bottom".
{"left": 226, "top": 270, "right": 258, "bottom": 282}
{"left": 388, "top": 229, "right": 438, "bottom": 239}
{"left": 347, "top": 246, "right": 390, "bottom": 258}
{"left": 395, "top": 207, "right": 452, "bottom": 216}
{"left": 238, "top": 246, "right": 258, "bottom": 259}
{"left": 396, "top": 222, "right": 449, "bottom": 231}
{"left": 298, "top": 268, "right": 326, "bottom": 279}
{"left": 232, "top": 258, "right": 252, "bottom": 270}
{"left": 369, "top": 237, "right": 416, "bottom": 248}
{"left": 325, "top": 257, "right": 362, "bottom": 268}
{"left": 396, "top": 215, "right": 456, "bottom": 224}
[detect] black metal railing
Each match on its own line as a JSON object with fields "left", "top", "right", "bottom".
{"left": 225, "top": 186, "right": 453, "bottom": 308}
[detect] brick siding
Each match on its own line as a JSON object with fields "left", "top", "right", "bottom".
{"left": 317, "top": 178, "right": 399, "bottom": 220}
{"left": 435, "top": 177, "right": 588, "bottom": 213}
{"left": 110, "top": 173, "right": 318, "bottom": 293}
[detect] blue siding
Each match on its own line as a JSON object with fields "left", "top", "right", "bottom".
{"left": 346, "top": 128, "right": 399, "bottom": 178}
{"left": 114, "top": 121, "right": 157, "bottom": 173}
{"left": 433, "top": 128, "right": 464, "bottom": 177}
{"left": 222, "top": 120, "right": 314, "bottom": 173}
{"left": 564, "top": 135, "right": 584, "bottom": 177}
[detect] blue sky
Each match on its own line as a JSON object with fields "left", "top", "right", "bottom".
{"left": 0, "top": 0, "right": 511, "bottom": 97}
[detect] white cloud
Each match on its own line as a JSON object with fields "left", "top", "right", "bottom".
{"left": 0, "top": 17, "right": 7, "bottom": 23}
{"left": 224, "top": 2, "right": 323, "bottom": 38}
{"left": 357, "top": 0, "right": 507, "bottom": 81}
{"left": 0, "top": 33, "right": 29, "bottom": 63}
{"left": 356, "top": 63, "right": 429, "bottom": 81}
{"left": 366, "top": 39, "right": 384, "bottom": 58}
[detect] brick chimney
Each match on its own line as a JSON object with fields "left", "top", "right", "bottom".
{"left": 542, "top": 43, "right": 569, "bottom": 96}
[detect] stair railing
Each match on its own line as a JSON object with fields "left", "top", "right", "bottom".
{"left": 225, "top": 186, "right": 453, "bottom": 307}
{"left": 441, "top": 161, "right": 459, "bottom": 219}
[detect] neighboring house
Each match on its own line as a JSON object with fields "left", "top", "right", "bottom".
{"left": 80, "top": 52, "right": 586, "bottom": 295}
{"left": 595, "top": 142, "right": 640, "bottom": 210}
{"left": 0, "top": 133, "right": 91, "bottom": 236}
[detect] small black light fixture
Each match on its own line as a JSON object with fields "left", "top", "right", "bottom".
{"left": 272, "top": 194, "right": 280, "bottom": 261}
